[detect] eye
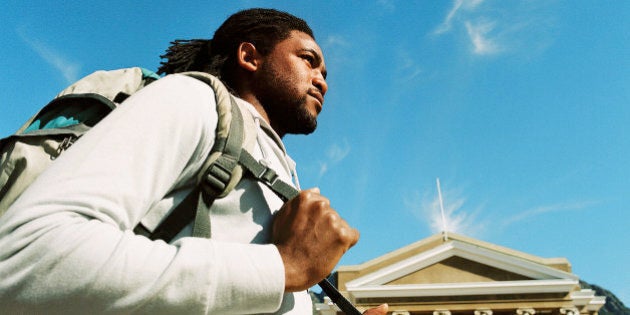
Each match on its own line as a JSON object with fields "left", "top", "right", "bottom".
{"left": 302, "top": 54, "right": 315, "bottom": 66}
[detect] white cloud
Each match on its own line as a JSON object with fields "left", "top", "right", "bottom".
{"left": 377, "top": 0, "right": 396, "bottom": 12}
{"left": 405, "top": 178, "right": 595, "bottom": 239}
{"left": 320, "top": 34, "right": 362, "bottom": 71}
{"left": 433, "top": 0, "right": 485, "bottom": 35}
{"left": 18, "top": 29, "right": 80, "bottom": 83}
{"left": 324, "top": 35, "right": 350, "bottom": 48}
{"left": 465, "top": 20, "right": 501, "bottom": 55}
{"left": 396, "top": 49, "right": 423, "bottom": 82}
{"left": 500, "top": 201, "right": 595, "bottom": 228}
{"left": 318, "top": 140, "right": 351, "bottom": 177}
{"left": 405, "top": 182, "right": 486, "bottom": 237}
{"left": 327, "top": 141, "right": 351, "bottom": 162}
{"left": 432, "top": 0, "right": 503, "bottom": 56}
{"left": 432, "top": 0, "right": 559, "bottom": 57}
{"left": 433, "top": 0, "right": 464, "bottom": 35}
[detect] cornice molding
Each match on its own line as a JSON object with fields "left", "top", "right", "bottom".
{"left": 347, "top": 279, "right": 579, "bottom": 298}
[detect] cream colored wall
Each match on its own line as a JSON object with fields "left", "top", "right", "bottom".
{"left": 386, "top": 256, "right": 531, "bottom": 285}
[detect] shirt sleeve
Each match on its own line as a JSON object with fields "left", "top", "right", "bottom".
{"left": 0, "top": 74, "right": 285, "bottom": 314}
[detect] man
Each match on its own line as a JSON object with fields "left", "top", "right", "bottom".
{"left": 0, "top": 8, "right": 387, "bottom": 314}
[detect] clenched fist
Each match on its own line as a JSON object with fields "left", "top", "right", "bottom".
{"left": 272, "top": 188, "right": 359, "bottom": 292}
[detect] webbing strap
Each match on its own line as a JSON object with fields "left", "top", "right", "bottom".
{"left": 135, "top": 186, "right": 200, "bottom": 242}
{"left": 238, "top": 150, "right": 300, "bottom": 201}
{"left": 199, "top": 96, "right": 244, "bottom": 198}
{"left": 192, "top": 192, "right": 212, "bottom": 238}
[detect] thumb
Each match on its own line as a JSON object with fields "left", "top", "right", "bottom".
{"left": 363, "top": 304, "right": 388, "bottom": 315}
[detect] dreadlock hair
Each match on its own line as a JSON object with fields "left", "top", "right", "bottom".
{"left": 157, "top": 8, "right": 314, "bottom": 91}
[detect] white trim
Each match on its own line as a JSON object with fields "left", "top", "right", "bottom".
{"left": 347, "top": 241, "right": 454, "bottom": 287}
{"left": 346, "top": 240, "right": 577, "bottom": 288}
{"left": 347, "top": 279, "right": 578, "bottom": 298}
{"left": 452, "top": 241, "right": 577, "bottom": 280}
{"left": 586, "top": 296, "right": 606, "bottom": 311}
{"left": 570, "top": 289, "right": 596, "bottom": 305}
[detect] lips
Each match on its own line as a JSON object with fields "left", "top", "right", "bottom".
{"left": 308, "top": 90, "right": 324, "bottom": 112}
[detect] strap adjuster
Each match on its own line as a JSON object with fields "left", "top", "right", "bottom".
{"left": 202, "top": 156, "right": 238, "bottom": 196}
{"left": 255, "top": 158, "right": 279, "bottom": 185}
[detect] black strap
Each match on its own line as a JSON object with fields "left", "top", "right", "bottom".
{"left": 238, "top": 150, "right": 300, "bottom": 201}
{"left": 320, "top": 278, "right": 362, "bottom": 315}
{"left": 238, "top": 150, "right": 360, "bottom": 315}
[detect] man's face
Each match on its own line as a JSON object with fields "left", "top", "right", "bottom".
{"left": 253, "top": 30, "right": 328, "bottom": 136}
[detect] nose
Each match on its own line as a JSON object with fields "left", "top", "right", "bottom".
{"left": 313, "top": 72, "right": 328, "bottom": 96}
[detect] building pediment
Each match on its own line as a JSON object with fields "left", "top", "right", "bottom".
{"left": 328, "top": 233, "right": 605, "bottom": 314}
{"left": 343, "top": 236, "right": 578, "bottom": 298}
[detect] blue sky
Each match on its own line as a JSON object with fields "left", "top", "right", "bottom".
{"left": 2, "top": 0, "right": 628, "bottom": 304}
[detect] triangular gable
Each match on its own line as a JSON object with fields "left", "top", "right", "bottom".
{"left": 387, "top": 255, "right": 532, "bottom": 285}
{"left": 343, "top": 238, "right": 579, "bottom": 299}
{"left": 331, "top": 234, "right": 605, "bottom": 313}
{"left": 346, "top": 239, "right": 578, "bottom": 288}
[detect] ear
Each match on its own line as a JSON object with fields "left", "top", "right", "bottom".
{"left": 237, "top": 42, "right": 261, "bottom": 72}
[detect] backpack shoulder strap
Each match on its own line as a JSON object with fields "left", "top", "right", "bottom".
{"left": 136, "top": 71, "right": 258, "bottom": 240}
{"left": 180, "top": 72, "right": 257, "bottom": 198}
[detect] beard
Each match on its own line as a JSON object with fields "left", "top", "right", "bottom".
{"left": 254, "top": 63, "right": 318, "bottom": 136}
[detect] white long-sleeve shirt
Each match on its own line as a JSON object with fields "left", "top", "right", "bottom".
{"left": 0, "top": 74, "right": 312, "bottom": 314}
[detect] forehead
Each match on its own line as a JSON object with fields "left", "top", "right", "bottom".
{"left": 274, "top": 31, "right": 325, "bottom": 61}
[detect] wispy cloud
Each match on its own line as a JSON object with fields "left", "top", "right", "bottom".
{"left": 324, "top": 35, "right": 350, "bottom": 48}
{"left": 321, "top": 34, "right": 359, "bottom": 71}
{"left": 406, "top": 180, "right": 595, "bottom": 238}
{"left": 17, "top": 29, "right": 80, "bottom": 83}
{"left": 465, "top": 20, "right": 501, "bottom": 55}
{"left": 500, "top": 201, "right": 596, "bottom": 229}
{"left": 433, "top": 0, "right": 485, "bottom": 35}
{"left": 318, "top": 139, "right": 351, "bottom": 178}
{"left": 395, "top": 49, "right": 423, "bottom": 82}
{"left": 405, "top": 181, "right": 486, "bottom": 237}
{"left": 432, "top": 0, "right": 503, "bottom": 56}
{"left": 376, "top": 0, "right": 396, "bottom": 12}
{"left": 432, "top": 0, "right": 553, "bottom": 57}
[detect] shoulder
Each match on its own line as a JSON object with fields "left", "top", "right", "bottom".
{"left": 138, "top": 74, "right": 217, "bottom": 107}
{"left": 121, "top": 73, "right": 219, "bottom": 131}
{"left": 89, "top": 73, "right": 220, "bottom": 166}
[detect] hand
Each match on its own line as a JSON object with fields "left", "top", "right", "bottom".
{"left": 363, "top": 304, "right": 389, "bottom": 315}
{"left": 272, "top": 188, "right": 359, "bottom": 292}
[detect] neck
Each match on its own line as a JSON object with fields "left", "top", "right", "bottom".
{"left": 238, "top": 93, "right": 286, "bottom": 138}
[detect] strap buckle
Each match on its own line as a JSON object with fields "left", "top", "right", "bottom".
{"left": 256, "top": 159, "right": 280, "bottom": 186}
{"left": 202, "top": 156, "right": 237, "bottom": 197}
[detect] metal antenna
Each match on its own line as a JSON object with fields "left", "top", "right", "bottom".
{"left": 436, "top": 178, "right": 448, "bottom": 241}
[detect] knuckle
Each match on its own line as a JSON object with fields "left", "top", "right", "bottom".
{"left": 314, "top": 199, "right": 331, "bottom": 211}
{"left": 339, "top": 226, "right": 359, "bottom": 246}
{"left": 322, "top": 209, "right": 340, "bottom": 223}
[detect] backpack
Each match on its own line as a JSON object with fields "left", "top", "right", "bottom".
{"left": 0, "top": 67, "right": 359, "bottom": 314}
{"left": 0, "top": 67, "right": 294, "bottom": 239}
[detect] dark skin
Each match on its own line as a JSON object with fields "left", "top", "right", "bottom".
{"left": 232, "top": 31, "right": 388, "bottom": 315}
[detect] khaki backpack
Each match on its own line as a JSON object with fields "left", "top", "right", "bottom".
{"left": 0, "top": 67, "right": 359, "bottom": 314}
{"left": 0, "top": 67, "right": 281, "bottom": 239}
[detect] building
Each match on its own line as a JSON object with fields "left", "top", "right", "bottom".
{"left": 316, "top": 233, "right": 605, "bottom": 315}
